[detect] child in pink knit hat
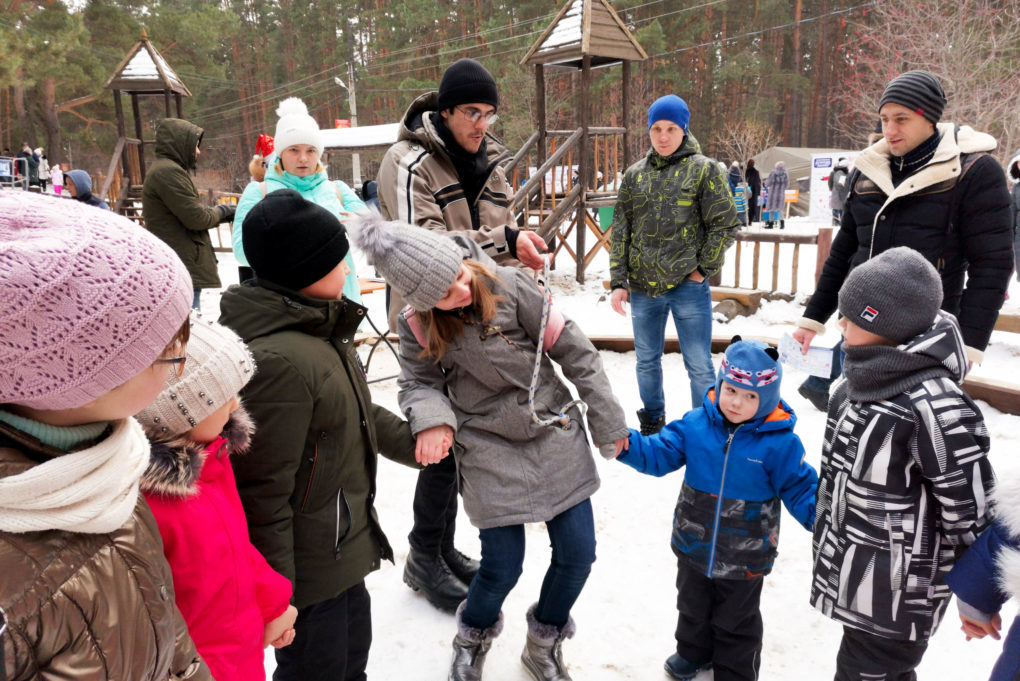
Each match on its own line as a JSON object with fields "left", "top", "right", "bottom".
{"left": 0, "top": 192, "right": 212, "bottom": 680}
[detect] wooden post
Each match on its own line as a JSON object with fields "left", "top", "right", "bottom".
{"left": 163, "top": 91, "right": 172, "bottom": 118}
{"left": 752, "top": 242, "right": 761, "bottom": 289}
{"left": 131, "top": 93, "right": 145, "bottom": 182}
{"left": 792, "top": 243, "right": 800, "bottom": 294}
{"left": 734, "top": 241, "right": 742, "bottom": 288}
{"left": 175, "top": 93, "right": 183, "bottom": 118}
{"left": 622, "top": 60, "right": 631, "bottom": 168}
{"left": 113, "top": 89, "right": 129, "bottom": 177}
{"left": 576, "top": 56, "right": 591, "bottom": 283}
{"left": 536, "top": 64, "right": 548, "bottom": 256}
{"left": 815, "top": 226, "right": 833, "bottom": 285}
{"left": 771, "top": 243, "right": 780, "bottom": 291}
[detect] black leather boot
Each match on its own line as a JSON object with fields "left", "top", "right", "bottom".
{"left": 450, "top": 603, "right": 503, "bottom": 681}
{"left": 779, "top": 219, "right": 785, "bottom": 229}
{"left": 637, "top": 409, "right": 665, "bottom": 436}
{"left": 521, "top": 604, "right": 575, "bottom": 681}
{"left": 444, "top": 547, "right": 481, "bottom": 586}
{"left": 404, "top": 548, "right": 468, "bottom": 613}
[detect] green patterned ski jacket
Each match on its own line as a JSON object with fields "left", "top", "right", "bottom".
{"left": 609, "top": 135, "right": 739, "bottom": 296}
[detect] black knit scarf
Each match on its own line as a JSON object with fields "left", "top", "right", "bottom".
{"left": 890, "top": 130, "right": 942, "bottom": 187}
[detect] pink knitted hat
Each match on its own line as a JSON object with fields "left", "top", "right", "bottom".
{"left": 0, "top": 192, "right": 193, "bottom": 409}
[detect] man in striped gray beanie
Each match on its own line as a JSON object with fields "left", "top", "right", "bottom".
{"left": 878, "top": 69, "right": 946, "bottom": 124}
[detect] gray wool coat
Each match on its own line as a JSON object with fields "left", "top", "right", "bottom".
{"left": 396, "top": 239, "right": 629, "bottom": 529}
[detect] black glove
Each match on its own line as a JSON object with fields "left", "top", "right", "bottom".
{"left": 219, "top": 203, "right": 237, "bottom": 223}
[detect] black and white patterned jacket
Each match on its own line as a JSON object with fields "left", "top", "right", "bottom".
{"left": 810, "top": 314, "right": 995, "bottom": 641}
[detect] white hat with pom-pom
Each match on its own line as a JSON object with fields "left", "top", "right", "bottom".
{"left": 274, "top": 97, "right": 323, "bottom": 153}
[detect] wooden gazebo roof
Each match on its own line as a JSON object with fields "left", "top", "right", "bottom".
{"left": 104, "top": 29, "right": 191, "bottom": 95}
{"left": 521, "top": 0, "right": 648, "bottom": 69}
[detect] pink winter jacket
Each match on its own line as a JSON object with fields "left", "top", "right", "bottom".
{"left": 141, "top": 410, "right": 292, "bottom": 681}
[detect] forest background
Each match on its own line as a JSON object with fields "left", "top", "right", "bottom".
{"left": 2, "top": 0, "right": 1018, "bottom": 192}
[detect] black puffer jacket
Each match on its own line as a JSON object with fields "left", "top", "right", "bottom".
{"left": 801, "top": 123, "right": 1013, "bottom": 356}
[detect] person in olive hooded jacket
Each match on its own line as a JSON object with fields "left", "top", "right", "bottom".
{"left": 143, "top": 118, "right": 236, "bottom": 309}
{"left": 218, "top": 189, "right": 422, "bottom": 681}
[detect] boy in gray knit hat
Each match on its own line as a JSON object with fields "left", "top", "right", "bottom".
{"left": 811, "top": 247, "right": 994, "bottom": 680}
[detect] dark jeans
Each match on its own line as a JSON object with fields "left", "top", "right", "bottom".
{"left": 408, "top": 453, "right": 459, "bottom": 555}
{"left": 749, "top": 197, "right": 760, "bottom": 223}
{"left": 834, "top": 626, "right": 928, "bottom": 681}
{"left": 801, "top": 339, "right": 845, "bottom": 395}
{"left": 462, "top": 498, "right": 596, "bottom": 631}
{"left": 192, "top": 289, "right": 202, "bottom": 310}
{"left": 674, "top": 559, "right": 763, "bottom": 681}
{"left": 274, "top": 582, "right": 372, "bottom": 681}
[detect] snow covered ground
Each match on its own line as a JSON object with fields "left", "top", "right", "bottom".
{"left": 201, "top": 218, "right": 1020, "bottom": 680}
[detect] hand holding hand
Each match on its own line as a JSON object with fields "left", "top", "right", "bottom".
{"left": 960, "top": 612, "right": 1001, "bottom": 641}
{"left": 416, "top": 425, "right": 454, "bottom": 466}
{"left": 264, "top": 604, "right": 298, "bottom": 648}
{"left": 609, "top": 288, "right": 629, "bottom": 316}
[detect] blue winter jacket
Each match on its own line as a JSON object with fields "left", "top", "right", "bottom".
{"left": 946, "top": 475, "right": 1020, "bottom": 681}
{"left": 618, "top": 387, "right": 817, "bottom": 579}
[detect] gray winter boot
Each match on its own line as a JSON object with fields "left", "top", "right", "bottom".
{"left": 449, "top": 601, "right": 503, "bottom": 681}
{"left": 520, "top": 604, "right": 576, "bottom": 681}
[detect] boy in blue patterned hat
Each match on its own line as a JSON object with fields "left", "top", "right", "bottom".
{"left": 614, "top": 338, "right": 818, "bottom": 681}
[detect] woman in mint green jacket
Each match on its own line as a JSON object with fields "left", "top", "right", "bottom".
{"left": 232, "top": 97, "right": 366, "bottom": 304}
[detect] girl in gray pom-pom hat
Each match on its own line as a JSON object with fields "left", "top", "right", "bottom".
{"left": 351, "top": 212, "right": 630, "bottom": 681}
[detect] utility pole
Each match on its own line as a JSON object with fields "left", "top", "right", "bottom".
{"left": 335, "top": 61, "right": 361, "bottom": 187}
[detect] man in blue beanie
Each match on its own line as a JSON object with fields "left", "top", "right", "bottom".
{"left": 609, "top": 94, "right": 739, "bottom": 435}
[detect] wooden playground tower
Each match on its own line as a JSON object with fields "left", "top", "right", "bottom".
{"left": 508, "top": 0, "right": 647, "bottom": 282}
{"left": 100, "top": 29, "right": 191, "bottom": 220}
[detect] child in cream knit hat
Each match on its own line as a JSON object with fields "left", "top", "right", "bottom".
{"left": 137, "top": 316, "right": 296, "bottom": 681}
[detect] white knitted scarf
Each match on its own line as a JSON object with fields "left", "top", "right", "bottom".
{"left": 0, "top": 417, "right": 150, "bottom": 534}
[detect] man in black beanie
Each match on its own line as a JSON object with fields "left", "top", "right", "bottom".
{"left": 791, "top": 68, "right": 1013, "bottom": 411}
{"left": 377, "top": 58, "right": 547, "bottom": 614}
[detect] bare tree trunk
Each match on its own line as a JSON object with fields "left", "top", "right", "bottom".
{"left": 40, "top": 77, "right": 62, "bottom": 165}
{"left": 13, "top": 77, "right": 37, "bottom": 147}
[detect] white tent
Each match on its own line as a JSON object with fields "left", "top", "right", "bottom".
{"left": 752, "top": 146, "right": 854, "bottom": 217}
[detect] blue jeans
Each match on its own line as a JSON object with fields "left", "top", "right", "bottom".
{"left": 461, "top": 499, "right": 596, "bottom": 631}
{"left": 631, "top": 279, "right": 716, "bottom": 417}
{"left": 192, "top": 289, "right": 202, "bottom": 310}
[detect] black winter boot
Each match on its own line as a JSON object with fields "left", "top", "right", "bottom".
{"left": 637, "top": 409, "right": 665, "bottom": 436}
{"left": 404, "top": 547, "right": 469, "bottom": 613}
{"left": 764, "top": 220, "right": 774, "bottom": 229}
{"left": 779, "top": 219, "right": 785, "bottom": 229}
{"left": 450, "top": 602, "right": 503, "bottom": 681}
{"left": 521, "top": 604, "right": 575, "bottom": 681}
{"left": 444, "top": 547, "right": 480, "bottom": 586}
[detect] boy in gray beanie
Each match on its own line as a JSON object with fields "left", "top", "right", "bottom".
{"left": 811, "top": 247, "right": 994, "bottom": 680}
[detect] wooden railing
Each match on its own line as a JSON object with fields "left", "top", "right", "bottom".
{"left": 725, "top": 227, "right": 833, "bottom": 295}
{"left": 504, "top": 127, "right": 627, "bottom": 280}
{"left": 209, "top": 190, "right": 241, "bottom": 253}
{"left": 98, "top": 137, "right": 143, "bottom": 212}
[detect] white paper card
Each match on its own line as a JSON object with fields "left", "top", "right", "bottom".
{"left": 777, "top": 333, "right": 835, "bottom": 378}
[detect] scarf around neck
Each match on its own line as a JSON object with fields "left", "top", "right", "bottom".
{"left": 841, "top": 312, "right": 967, "bottom": 402}
{"left": 0, "top": 417, "right": 150, "bottom": 534}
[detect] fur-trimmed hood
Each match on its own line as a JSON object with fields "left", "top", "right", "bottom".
{"left": 1008, "top": 148, "right": 1020, "bottom": 183}
{"left": 993, "top": 476, "right": 1020, "bottom": 601}
{"left": 140, "top": 406, "right": 254, "bottom": 498}
{"left": 853, "top": 122, "right": 997, "bottom": 199}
